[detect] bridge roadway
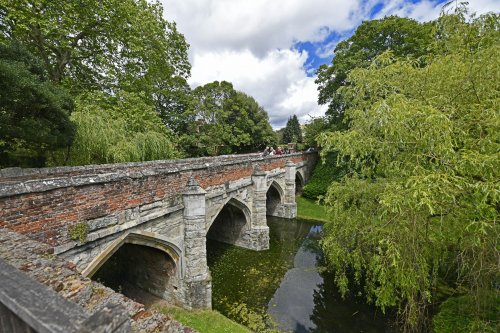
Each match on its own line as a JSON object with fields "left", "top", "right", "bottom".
{"left": 0, "top": 152, "right": 317, "bottom": 309}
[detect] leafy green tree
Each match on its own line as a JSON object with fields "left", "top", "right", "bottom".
{"left": 318, "top": 10, "right": 499, "bottom": 332}
{"left": 183, "top": 81, "right": 275, "bottom": 156}
{"left": 303, "top": 116, "right": 330, "bottom": 148}
{"left": 315, "top": 16, "right": 434, "bottom": 127}
{"left": 282, "top": 115, "right": 302, "bottom": 144}
{"left": 0, "top": 0, "right": 191, "bottom": 123}
{"left": 59, "top": 91, "right": 178, "bottom": 165}
{"left": 225, "top": 91, "right": 276, "bottom": 153}
{"left": 0, "top": 42, "right": 74, "bottom": 167}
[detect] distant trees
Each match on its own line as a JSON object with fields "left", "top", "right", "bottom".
{"left": 282, "top": 115, "right": 302, "bottom": 144}
{"left": 0, "top": 42, "right": 74, "bottom": 167}
{"left": 182, "top": 81, "right": 276, "bottom": 156}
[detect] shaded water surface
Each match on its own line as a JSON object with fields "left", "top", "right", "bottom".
{"left": 207, "top": 216, "right": 393, "bottom": 333}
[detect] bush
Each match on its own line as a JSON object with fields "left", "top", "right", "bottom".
{"left": 433, "top": 293, "right": 499, "bottom": 333}
{"left": 303, "top": 154, "right": 345, "bottom": 200}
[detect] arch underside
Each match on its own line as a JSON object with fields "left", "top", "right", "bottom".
{"left": 295, "top": 170, "right": 305, "bottom": 193}
{"left": 266, "top": 181, "right": 283, "bottom": 216}
{"left": 207, "top": 198, "right": 250, "bottom": 247}
{"left": 83, "top": 232, "right": 182, "bottom": 305}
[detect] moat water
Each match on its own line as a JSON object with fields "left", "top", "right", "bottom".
{"left": 207, "top": 216, "right": 394, "bottom": 333}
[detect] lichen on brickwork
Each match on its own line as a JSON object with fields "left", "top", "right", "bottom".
{"left": 68, "top": 222, "right": 89, "bottom": 243}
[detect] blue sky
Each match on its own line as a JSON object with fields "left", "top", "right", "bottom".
{"left": 162, "top": 0, "right": 499, "bottom": 128}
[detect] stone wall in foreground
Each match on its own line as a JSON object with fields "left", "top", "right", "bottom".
{"left": 0, "top": 228, "right": 196, "bottom": 333}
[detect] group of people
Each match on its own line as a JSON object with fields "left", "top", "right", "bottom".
{"left": 261, "top": 146, "right": 287, "bottom": 156}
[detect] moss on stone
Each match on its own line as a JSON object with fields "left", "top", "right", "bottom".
{"left": 68, "top": 222, "right": 89, "bottom": 243}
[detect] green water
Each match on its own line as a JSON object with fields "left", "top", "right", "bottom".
{"left": 207, "top": 216, "right": 394, "bottom": 333}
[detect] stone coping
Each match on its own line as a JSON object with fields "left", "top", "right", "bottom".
{"left": 0, "top": 228, "right": 196, "bottom": 333}
{"left": 0, "top": 152, "right": 315, "bottom": 180}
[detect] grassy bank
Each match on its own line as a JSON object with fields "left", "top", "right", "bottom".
{"left": 296, "top": 195, "right": 329, "bottom": 222}
{"left": 155, "top": 305, "right": 251, "bottom": 333}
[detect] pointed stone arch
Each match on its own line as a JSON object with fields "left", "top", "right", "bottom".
{"left": 266, "top": 181, "right": 284, "bottom": 216}
{"left": 82, "top": 231, "right": 182, "bottom": 279}
{"left": 207, "top": 197, "right": 251, "bottom": 247}
{"left": 81, "top": 231, "right": 183, "bottom": 305}
{"left": 295, "top": 170, "right": 305, "bottom": 193}
{"left": 267, "top": 180, "right": 284, "bottom": 200}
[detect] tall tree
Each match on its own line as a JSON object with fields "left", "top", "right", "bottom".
{"left": 315, "top": 16, "right": 434, "bottom": 128}
{"left": 303, "top": 116, "right": 329, "bottom": 148}
{"left": 318, "top": 9, "right": 499, "bottom": 332}
{"left": 183, "top": 81, "right": 276, "bottom": 156}
{"left": 0, "top": 42, "right": 74, "bottom": 167}
{"left": 0, "top": 0, "right": 191, "bottom": 123}
{"left": 282, "top": 115, "right": 302, "bottom": 144}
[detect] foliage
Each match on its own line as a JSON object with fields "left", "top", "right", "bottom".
{"left": 0, "top": 41, "right": 74, "bottom": 167}
{"left": 225, "top": 301, "right": 281, "bottom": 333}
{"left": 68, "top": 221, "right": 89, "bottom": 243}
{"left": 156, "top": 306, "right": 252, "bottom": 333}
{"left": 282, "top": 114, "right": 302, "bottom": 144}
{"left": 57, "top": 91, "right": 178, "bottom": 165}
{"left": 0, "top": 0, "right": 191, "bottom": 122}
{"left": 182, "top": 81, "right": 276, "bottom": 156}
{"left": 303, "top": 116, "right": 330, "bottom": 148}
{"left": 302, "top": 155, "right": 346, "bottom": 200}
{"left": 432, "top": 293, "right": 499, "bottom": 333}
{"left": 317, "top": 9, "right": 499, "bottom": 332}
{"left": 315, "top": 16, "right": 434, "bottom": 128}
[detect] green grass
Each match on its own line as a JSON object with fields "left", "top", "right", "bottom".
{"left": 155, "top": 305, "right": 252, "bottom": 333}
{"left": 296, "top": 195, "right": 329, "bottom": 222}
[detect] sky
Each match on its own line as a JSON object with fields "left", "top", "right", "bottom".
{"left": 161, "top": 0, "right": 500, "bottom": 128}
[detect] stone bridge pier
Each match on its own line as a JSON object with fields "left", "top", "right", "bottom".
{"left": 0, "top": 152, "right": 317, "bottom": 309}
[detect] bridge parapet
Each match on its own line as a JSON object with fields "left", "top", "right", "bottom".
{"left": 0, "top": 152, "right": 318, "bottom": 309}
{"left": 0, "top": 152, "right": 316, "bottom": 247}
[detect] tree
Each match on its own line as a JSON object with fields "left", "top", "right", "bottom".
{"left": 225, "top": 91, "right": 276, "bottom": 153}
{"left": 282, "top": 115, "right": 302, "bottom": 144}
{"left": 318, "top": 9, "right": 499, "bottom": 332}
{"left": 183, "top": 81, "right": 276, "bottom": 156}
{"left": 303, "top": 116, "right": 330, "bottom": 148}
{"left": 0, "top": 0, "right": 191, "bottom": 122}
{"left": 315, "top": 16, "right": 434, "bottom": 127}
{"left": 59, "top": 90, "right": 178, "bottom": 165}
{"left": 0, "top": 42, "right": 74, "bottom": 167}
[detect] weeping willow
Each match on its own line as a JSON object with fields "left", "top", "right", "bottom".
{"left": 318, "top": 9, "right": 499, "bottom": 332}
{"left": 61, "top": 91, "right": 178, "bottom": 165}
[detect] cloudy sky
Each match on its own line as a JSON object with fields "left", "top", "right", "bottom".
{"left": 162, "top": 0, "right": 500, "bottom": 128}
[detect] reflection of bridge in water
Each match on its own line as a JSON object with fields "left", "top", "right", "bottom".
{"left": 0, "top": 152, "right": 317, "bottom": 309}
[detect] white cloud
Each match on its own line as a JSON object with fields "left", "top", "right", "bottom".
{"left": 189, "top": 48, "right": 326, "bottom": 128}
{"left": 161, "top": 0, "right": 500, "bottom": 129}
{"left": 163, "top": 0, "right": 362, "bottom": 56}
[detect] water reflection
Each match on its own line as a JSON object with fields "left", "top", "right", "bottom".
{"left": 207, "top": 217, "right": 393, "bottom": 332}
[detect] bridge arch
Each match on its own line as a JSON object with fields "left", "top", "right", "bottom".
{"left": 207, "top": 197, "right": 251, "bottom": 246}
{"left": 295, "top": 170, "right": 305, "bottom": 193}
{"left": 82, "top": 231, "right": 182, "bottom": 304}
{"left": 266, "top": 181, "right": 284, "bottom": 215}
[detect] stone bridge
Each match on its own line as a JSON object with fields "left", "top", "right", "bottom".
{"left": 0, "top": 152, "right": 317, "bottom": 310}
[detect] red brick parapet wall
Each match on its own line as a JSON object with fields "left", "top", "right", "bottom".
{"left": 0, "top": 152, "right": 317, "bottom": 247}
